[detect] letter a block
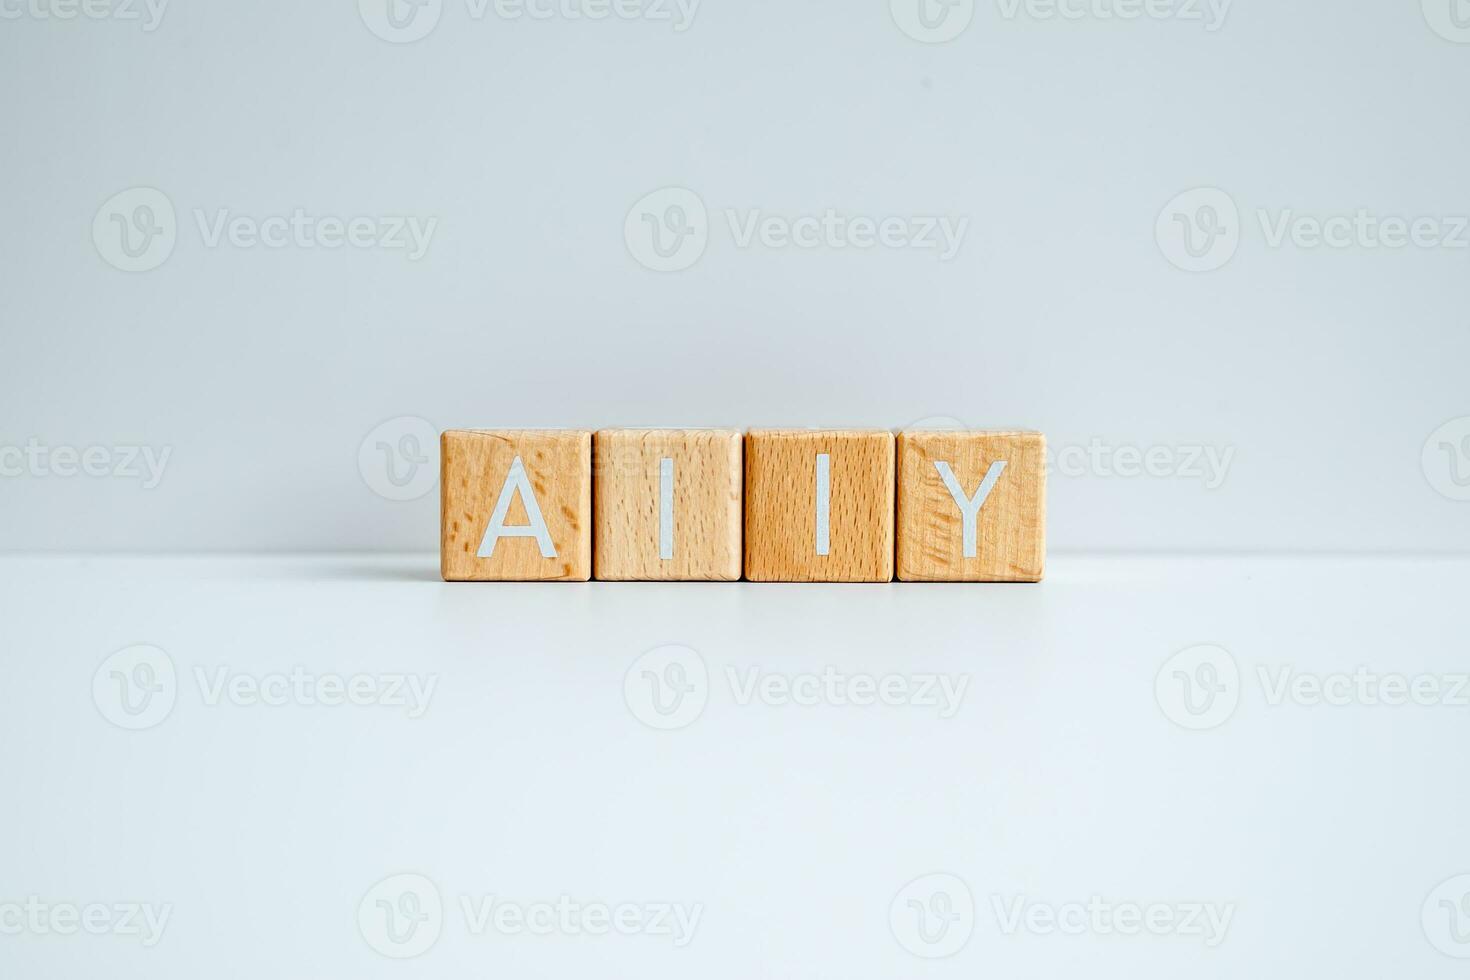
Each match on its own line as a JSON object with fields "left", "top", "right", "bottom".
{"left": 896, "top": 430, "right": 1045, "bottom": 582}
{"left": 440, "top": 430, "right": 592, "bottom": 581}
{"left": 744, "top": 430, "right": 895, "bottom": 582}
{"left": 594, "top": 429, "right": 743, "bottom": 581}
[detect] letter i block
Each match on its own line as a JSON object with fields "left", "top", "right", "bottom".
{"left": 593, "top": 429, "right": 743, "bottom": 581}
{"left": 896, "top": 430, "right": 1046, "bottom": 582}
{"left": 440, "top": 430, "right": 592, "bottom": 581}
{"left": 744, "top": 430, "right": 895, "bottom": 582}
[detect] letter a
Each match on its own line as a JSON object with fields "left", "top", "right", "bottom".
{"left": 477, "top": 455, "right": 556, "bottom": 558}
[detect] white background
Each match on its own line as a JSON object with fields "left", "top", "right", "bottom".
{"left": 2, "top": 0, "right": 1468, "bottom": 552}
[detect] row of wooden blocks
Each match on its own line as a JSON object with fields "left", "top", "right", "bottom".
{"left": 441, "top": 429, "right": 1045, "bottom": 582}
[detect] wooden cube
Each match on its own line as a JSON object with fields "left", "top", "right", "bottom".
{"left": 440, "top": 430, "right": 591, "bottom": 582}
{"left": 896, "top": 430, "right": 1045, "bottom": 582}
{"left": 593, "top": 429, "right": 742, "bottom": 581}
{"left": 744, "top": 430, "right": 895, "bottom": 583}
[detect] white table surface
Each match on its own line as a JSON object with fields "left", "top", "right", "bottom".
{"left": 2, "top": 554, "right": 1466, "bottom": 979}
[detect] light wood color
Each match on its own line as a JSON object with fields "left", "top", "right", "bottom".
{"left": 744, "top": 430, "right": 895, "bottom": 583}
{"left": 896, "top": 430, "right": 1045, "bottom": 582}
{"left": 594, "top": 429, "right": 742, "bottom": 581}
{"left": 440, "top": 429, "right": 591, "bottom": 582}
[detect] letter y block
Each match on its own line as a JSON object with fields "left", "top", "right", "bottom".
{"left": 896, "top": 430, "right": 1045, "bottom": 582}
{"left": 440, "top": 430, "right": 592, "bottom": 581}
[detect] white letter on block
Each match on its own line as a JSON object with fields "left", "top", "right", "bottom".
{"left": 934, "top": 460, "right": 1006, "bottom": 558}
{"left": 659, "top": 457, "right": 675, "bottom": 560}
{"left": 477, "top": 455, "right": 556, "bottom": 558}
{"left": 815, "top": 453, "right": 831, "bottom": 556}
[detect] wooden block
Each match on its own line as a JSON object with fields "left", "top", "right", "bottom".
{"left": 896, "top": 430, "right": 1045, "bottom": 582}
{"left": 744, "top": 430, "right": 895, "bottom": 583}
{"left": 440, "top": 430, "right": 591, "bottom": 582}
{"left": 594, "top": 429, "right": 742, "bottom": 581}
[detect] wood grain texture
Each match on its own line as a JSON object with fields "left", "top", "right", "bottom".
{"left": 896, "top": 430, "right": 1045, "bottom": 583}
{"left": 744, "top": 430, "right": 895, "bottom": 583}
{"left": 440, "top": 429, "right": 591, "bottom": 582}
{"left": 594, "top": 429, "right": 742, "bottom": 581}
